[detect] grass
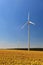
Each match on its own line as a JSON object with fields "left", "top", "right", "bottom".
{"left": 0, "top": 50, "right": 43, "bottom": 65}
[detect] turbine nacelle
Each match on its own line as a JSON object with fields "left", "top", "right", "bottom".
{"left": 28, "top": 21, "right": 35, "bottom": 25}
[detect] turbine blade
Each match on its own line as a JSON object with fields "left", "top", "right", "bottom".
{"left": 28, "top": 12, "right": 29, "bottom": 21}
{"left": 21, "top": 22, "right": 27, "bottom": 29}
{"left": 29, "top": 21, "right": 35, "bottom": 25}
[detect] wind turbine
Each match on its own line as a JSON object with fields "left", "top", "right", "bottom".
{"left": 21, "top": 13, "right": 35, "bottom": 50}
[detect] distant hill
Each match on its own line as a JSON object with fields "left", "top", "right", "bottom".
{"left": 5, "top": 48, "right": 43, "bottom": 51}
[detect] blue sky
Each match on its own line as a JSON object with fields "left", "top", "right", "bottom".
{"left": 0, "top": 0, "right": 43, "bottom": 48}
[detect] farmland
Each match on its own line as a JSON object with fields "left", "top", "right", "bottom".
{"left": 0, "top": 50, "right": 43, "bottom": 65}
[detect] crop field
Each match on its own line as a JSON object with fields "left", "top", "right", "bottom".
{"left": 0, "top": 50, "right": 43, "bottom": 65}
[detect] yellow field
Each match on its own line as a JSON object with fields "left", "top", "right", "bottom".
{"left": 0, "top": 50, "right": 43, "bottom": 65}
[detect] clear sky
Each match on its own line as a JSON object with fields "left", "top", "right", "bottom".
{"left": 0, "top": 0, "right": 43, "bottom": 48}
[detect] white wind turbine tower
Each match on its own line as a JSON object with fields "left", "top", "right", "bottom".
{"left": 21, "top": 13, "right": 35, "bottom": 50}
